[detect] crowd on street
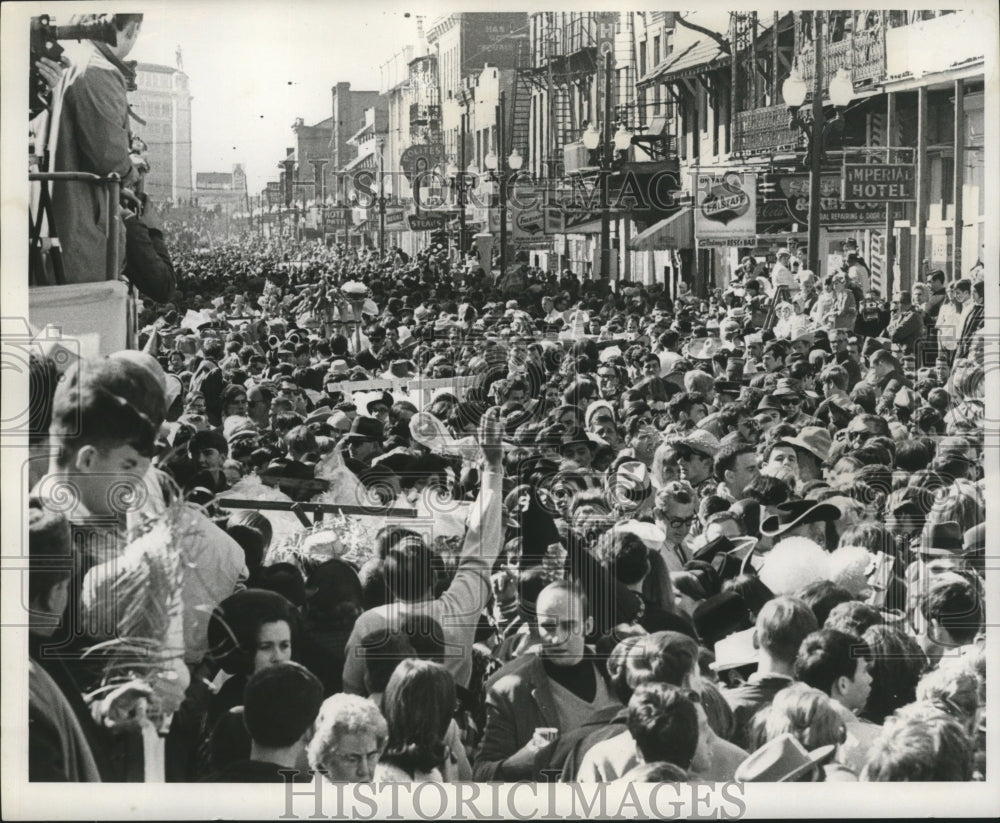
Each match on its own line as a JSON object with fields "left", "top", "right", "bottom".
{"left": 25, "top": 12, "right": 987, "bottom": 789}
{"left": 28, "top": 225, "right": 987, "bottom": 784}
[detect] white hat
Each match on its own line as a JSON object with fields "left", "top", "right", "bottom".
{"left": 710, "top": 627, "right": 758, "bottom": 672}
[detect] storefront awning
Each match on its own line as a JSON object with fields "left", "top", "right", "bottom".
{"left": 628, "top": 208, "right": 693, "bottom": 251}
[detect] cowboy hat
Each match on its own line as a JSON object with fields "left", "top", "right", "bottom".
{"left": 760, "top": 500, "right": 841, "bottom": 539}
{"left": 686, "top": 337, "right": 724, "bottom": 361}
{"left": 777, "top": 426, "right": 833, "bottom": 464}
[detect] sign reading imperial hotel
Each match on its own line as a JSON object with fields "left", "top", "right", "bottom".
{"left": 841, "top": 164, "right": 916, "bottom": 202}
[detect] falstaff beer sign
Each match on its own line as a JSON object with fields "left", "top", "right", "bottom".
{"left": 695, "top": 171, "right": 756, "bottom": 247}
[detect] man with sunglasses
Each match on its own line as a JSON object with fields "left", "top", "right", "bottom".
{"left": 665, "top": 430, "right": 719, "bottom": 495}
{"left": 772, "top": 382, "right": 814, "bottom": 427}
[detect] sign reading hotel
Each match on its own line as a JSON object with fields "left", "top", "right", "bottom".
{"left": 841, "top": 164, "right": 916, "bottom": 202}
{"left": 695, "top": 171, "right": 756, "bottom": 247}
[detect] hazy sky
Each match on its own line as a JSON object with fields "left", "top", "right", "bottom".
{"left": 129, "top": 1, "right": 420, "bottom": 192}
{"left": 28, "top": 3, "right": 733, "bottom": 195}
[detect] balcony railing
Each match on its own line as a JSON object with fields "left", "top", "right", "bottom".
{"left": 799, "top": 27, "right": 886, "bottom": 91}
{"left": 409, "top": 104, "right": 440, "bottom": 127}
{"left": 563, "top": 14, "right": 597, "bottom": 56}
{"left": 732, "top": 104, "right": 803, "bottom": 156}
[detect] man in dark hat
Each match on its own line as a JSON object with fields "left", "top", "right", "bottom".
{"left": 559, "top": 427, "right": 596, "bottom": 471}
{"left": 342, "top": 417, "right": 385, "bottom": 475}
{"left": 365, "top": 391, "right": 394, "bottom": 429}
{"left": 760, "top": 500, "right": 841, "bottom": 549}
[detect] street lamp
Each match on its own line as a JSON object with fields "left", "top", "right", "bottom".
{"left": 613, "top": 126, "right": 634, "bottom": 152}
{"left": 377, "top": 137, "right": 387, "bottom": 257}
{"left": 781, "top": 12, "right": 854, "bottom": 276}
{"left": 582, "top": 49, "right": 615, "bottom": 280}
{"left": 484, "top": 109, "right": 524, "bottom": 279}
{"left": 828, "top": 68, "right": 855, "bottom": 108}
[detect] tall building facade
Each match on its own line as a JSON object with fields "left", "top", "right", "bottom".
{"left": 292, "top": 117, "right": 334, "bottom": 202}
{"left": 132, "top": 62, "right": 193, "bottom": 203}
{"left": 330, "top": 83, "right": 382, "bottom": 203}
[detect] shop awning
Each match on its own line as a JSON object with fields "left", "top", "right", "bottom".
{"left": 628, "top": 208, "right": 693, "bottom": 251}
{"left": 637, "top": 38, "right": 730, "bottom": 87}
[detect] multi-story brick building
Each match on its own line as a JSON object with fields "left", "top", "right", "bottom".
{"left": 132, "top": 62, "right": 193, "bottom": 203}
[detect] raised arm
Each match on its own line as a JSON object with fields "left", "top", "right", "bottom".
{"left": 437, "top": 408, "right": 504, "bottom": 623}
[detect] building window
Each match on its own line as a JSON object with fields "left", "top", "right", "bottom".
{"left": 940, "top": 154, "right": 954, "bottom": 207}
{"left": 639, "top": 41, "right": 647, "bottom": 78}
{"left": 653, "top": 35, "right": 661, "bottom": 67}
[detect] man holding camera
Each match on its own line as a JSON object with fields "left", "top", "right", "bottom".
{"left": 47, "top": 14, "right": 145, "bottom": 286}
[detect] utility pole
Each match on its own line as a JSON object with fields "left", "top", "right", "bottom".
{"left": 807, "top": 11, "right": 824, "bottom": 276}
{"left": 378, "top": 138, "right": 386, "bottom": 256}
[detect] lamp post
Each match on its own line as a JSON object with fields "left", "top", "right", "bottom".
{"left": 460, "top": 109, "right": 467, "bottom": 258}
{"left": 581, "top": 50, "right": 615, "bottom": 280}
{"left": 781, "top": 12, "right": 854, "bottom": 276}
{"left": 486, "top": 90, "right": 524, "bottom": 278}
{"left": 485, "top": 146, "right": 523, "bottom": 278}
{"left": 377, "top": 137, "right": 387, "bottom": 257}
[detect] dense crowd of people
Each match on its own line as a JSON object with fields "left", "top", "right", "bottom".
{"left": 26, "top": 221, "right": 987, "bottom": 787}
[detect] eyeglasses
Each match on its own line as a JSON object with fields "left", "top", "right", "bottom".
{"left": 665, "top": 514, "right": 696, "bottom": 529}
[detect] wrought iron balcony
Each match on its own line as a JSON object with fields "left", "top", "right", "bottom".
{"left": 799, "top": 27, "right": 886, "bottom": 91}
{"left": 562, "top": 13, "right": 598, "bottom": 56}
{"left": 732, "top": 104, "right": 803, "bottom": 156}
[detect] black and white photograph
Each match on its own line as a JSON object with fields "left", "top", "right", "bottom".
{"left": 2, "top": 1, "right": 998, "bottom": 818}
